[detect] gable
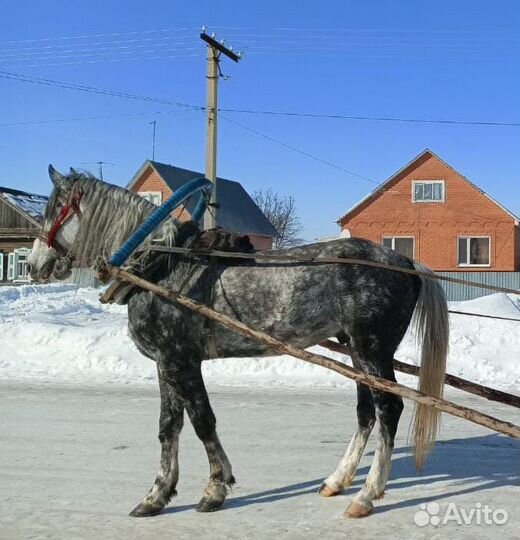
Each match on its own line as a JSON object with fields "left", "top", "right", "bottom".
{"left": 128, "top": 161, "right": 278, "bottom": 237}
{"left": 340, "top": 151, "right": 518, "bottom": 226}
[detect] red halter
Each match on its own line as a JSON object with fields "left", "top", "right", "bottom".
{"left": 41, "top": 186, "right": 83, "bottom": 253}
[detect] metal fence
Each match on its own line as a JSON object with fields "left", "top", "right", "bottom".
{"left": 437, "top": 271, "right": 520, "bottom": 301}
{"left": 63, "top": 267, "right": 101, "bottom": 288}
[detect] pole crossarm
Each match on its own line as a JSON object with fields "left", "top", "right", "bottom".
{"left": 200, "top": 32, "right": 241, "bottom": 62}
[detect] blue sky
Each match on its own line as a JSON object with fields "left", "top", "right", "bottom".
{"left": 1, "top": 0, "right": 519, "bottom": 241}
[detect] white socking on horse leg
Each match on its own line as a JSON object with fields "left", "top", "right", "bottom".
{"left": 321, "top": 426, "right": 372, "bottom": 496}
{"left": 143, "top": 437, "right": 180, "bottom": 507}
{"left": 345, "top": 430, "right": 393, "bottom": 518}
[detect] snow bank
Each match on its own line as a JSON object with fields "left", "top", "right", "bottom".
{"left": 0, "top": 283, "right": 519, "bottom": 390}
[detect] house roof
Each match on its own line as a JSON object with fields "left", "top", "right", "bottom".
{"left": 0, "top": 186, "right": 48, "bottom": 226}
{"left": 338, "top": 149, "right": 520, "bottom": 225}
{"left": 128, "top": 161, "right": 278, "bottom": 237}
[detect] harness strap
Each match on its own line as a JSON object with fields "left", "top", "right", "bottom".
{"left": 41, "top": 185, "right": 83, "bottom": 256}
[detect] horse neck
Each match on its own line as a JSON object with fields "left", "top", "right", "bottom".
{"left": 73, "top": 181, "right": 177, "bottom": 266}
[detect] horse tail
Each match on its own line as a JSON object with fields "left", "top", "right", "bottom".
{"left": 410, "top": 262, "right": 449, "bottom": 470}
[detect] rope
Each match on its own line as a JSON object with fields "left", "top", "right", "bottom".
{"left": 448, "top": 310, "right": 520, "bottom": 322}
{"left": 143, "top": 245, "right": 520, "bottom": 296}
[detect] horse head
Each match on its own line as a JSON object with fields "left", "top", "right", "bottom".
{"left": 28, "top": 165, "right": 81, "bottom": 282}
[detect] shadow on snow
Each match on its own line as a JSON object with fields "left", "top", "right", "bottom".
{"left": 162, "top": 433, "right": 519, "bottom": 515}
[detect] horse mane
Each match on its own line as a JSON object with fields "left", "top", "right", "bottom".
{"left": 64, "top": 171, "right": 180, "bottom": 267}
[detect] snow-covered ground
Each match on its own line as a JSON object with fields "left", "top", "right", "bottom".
{"left": 0, "top": 382, "right": 518, "bottom": 540}
{"left": 0, "top": 282, "right": 519, "bottom": 390}
{"left": 1, "top": 285, "right": 518, "bottom": 539}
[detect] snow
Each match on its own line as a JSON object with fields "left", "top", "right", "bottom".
{"left": 2, "top": 191, "right": 48, "bottom": 219}
{"left": 1, "top": 382, "right": 518, "bottom": 539}
{"left": 0, "top": 283, "right": 519, "bottom": 390}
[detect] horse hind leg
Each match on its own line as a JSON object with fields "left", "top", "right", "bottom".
{"left": 319, "top": 381, "right": 375, "bottom": 497}
{"left": 130, "top": 368, "right": 184, "bottom": 517}
{"left": 345, "top": 361, "right": 403, "bottom": 518}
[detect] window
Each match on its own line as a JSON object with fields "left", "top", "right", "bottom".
{"left": 412, "top": 180, "right": 445, "bottom": 203}
{"left": 7, "top": 253, "right": 14, "bottom": 280}
{"left": 0, "top": 252, "right": 4, "bottom": 281}
{"left": 138, "top": 191, "right": 162, "bottom": 206}
{"left": 458, "top": 236, "right": 490, "bottom": 266}
{"left": 382, "top": 236, "right": 415, "bottom": 259}
{"left": 7, "top": 248, "right": 32, "bottom": 282}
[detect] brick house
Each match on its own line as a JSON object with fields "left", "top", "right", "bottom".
{"left": 0, "top": 186, "right": 48, "bottom": 282}
{"left": 338, "top": 150, "right": 520, "bottom": 271}
{"left": 128, "top": 160, "right": 277, "bottom": 250}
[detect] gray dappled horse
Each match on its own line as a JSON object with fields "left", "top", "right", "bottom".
{"left": 29, "top": 166, "right": 449, "bottom": 519}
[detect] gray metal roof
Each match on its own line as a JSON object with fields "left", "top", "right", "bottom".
{"left": 0, "top": 186, "right": 48, "bottom": 224}
{"left": 130, "top": 161, "right": 277, "bottom": 237}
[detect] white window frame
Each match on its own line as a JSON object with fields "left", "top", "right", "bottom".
{"left": 0, "top": 252, "right": 4, "bottom": 281}
{"left": 7, "top": 253, "right": 14, "bottom": 280}
{"left": 12, "top": 248, "right": 32, "bottom": 283}
{"left": 412, "top": 180, "right": 445, "bottom": 203}
{"left": 138, "top": 191, "right": 163, "bottom": 206}
{"left": 457, "top": 236, "right": 491, "bottom": 268}
{"left": 382, "top": 236, "right": 415, "bottom": 259}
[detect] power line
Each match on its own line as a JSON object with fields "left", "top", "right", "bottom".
{"left": 0, "top": 52, "right": 200, "bottom": 69}
{"left": 0, "top": 108, "right": 187, "bottom": 127}
{"left": 219, "top": 113, "right": 378, "bottom": 185}
{"left": 0, "top": 34, "right": 198, "bottom": 53}
{"left": 219, "top": 108, "right": 520, "bottom": 127}
{"left": 1, "top": 69, "right": 518, "bottom": 128}
{"left": 0, "top": 27, "right": 199, "bottom": 45}
{"left": 0, "top": 42, "right": 199, "bottom": 60}
{"left": 0, "top": 70, "right": 202, "bottom": 110}
{"left": 211, "top": 25, "right": 518, "bottom": 34}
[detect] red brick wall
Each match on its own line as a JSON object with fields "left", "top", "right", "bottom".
{"left": 515, "top": 226, "right": 520, "bottom": 270}
{"left": 131, "top": 165, "right": 197, "bottom": 222}
{"left": 339, "top": 153, "right": 517, "bottom": 271}
{"left": 130, "top": 165, "right": 273, "bottom": 250}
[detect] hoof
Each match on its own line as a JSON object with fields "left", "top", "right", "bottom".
{"left": 196, "top": 497, "right": 225, "bottom": 513}
{"left": 374, "top": 491, "right": 385, "bottom": 500}
{"left": 129, "top": 502, "right": 164, "bottom": 517}
{"left": 344, "top": 500, "right": 374, "bottom": 519}
{"left": 318, "top": 483, "right": 340, "bottom": 497}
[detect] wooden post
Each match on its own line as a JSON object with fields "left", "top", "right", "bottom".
{"left": 99, "top": 264, "right": 520, "bottom": 440}
{"left": 319, "top": 339, "right": 520, "bottom": 409}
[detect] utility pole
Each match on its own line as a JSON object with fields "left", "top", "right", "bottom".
{"left": 150, "top": 120, "right": 157, "bottom": 161}
{"left": 200, "top": 28, "right": 241, "bottom": 230}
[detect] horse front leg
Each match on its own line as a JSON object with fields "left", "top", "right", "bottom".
{"left": 130, "top": 366, "right": 184, "bottom": 517}
{"left": 178, "top": 365, "right": 235, "bottom": 512}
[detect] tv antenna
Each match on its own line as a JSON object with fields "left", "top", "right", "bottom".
{"left": 81, "top": 161, "right": 115, "bottom": 181}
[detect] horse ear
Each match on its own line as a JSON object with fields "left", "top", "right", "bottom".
{"left": 48, "top": 164, "right": 65, "bottom": 186}
{"left": 69, "top": 167, "right": 78, "bottom": 176}
{"left": 49, "top": 165, "right": 69, "bottom": 191}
